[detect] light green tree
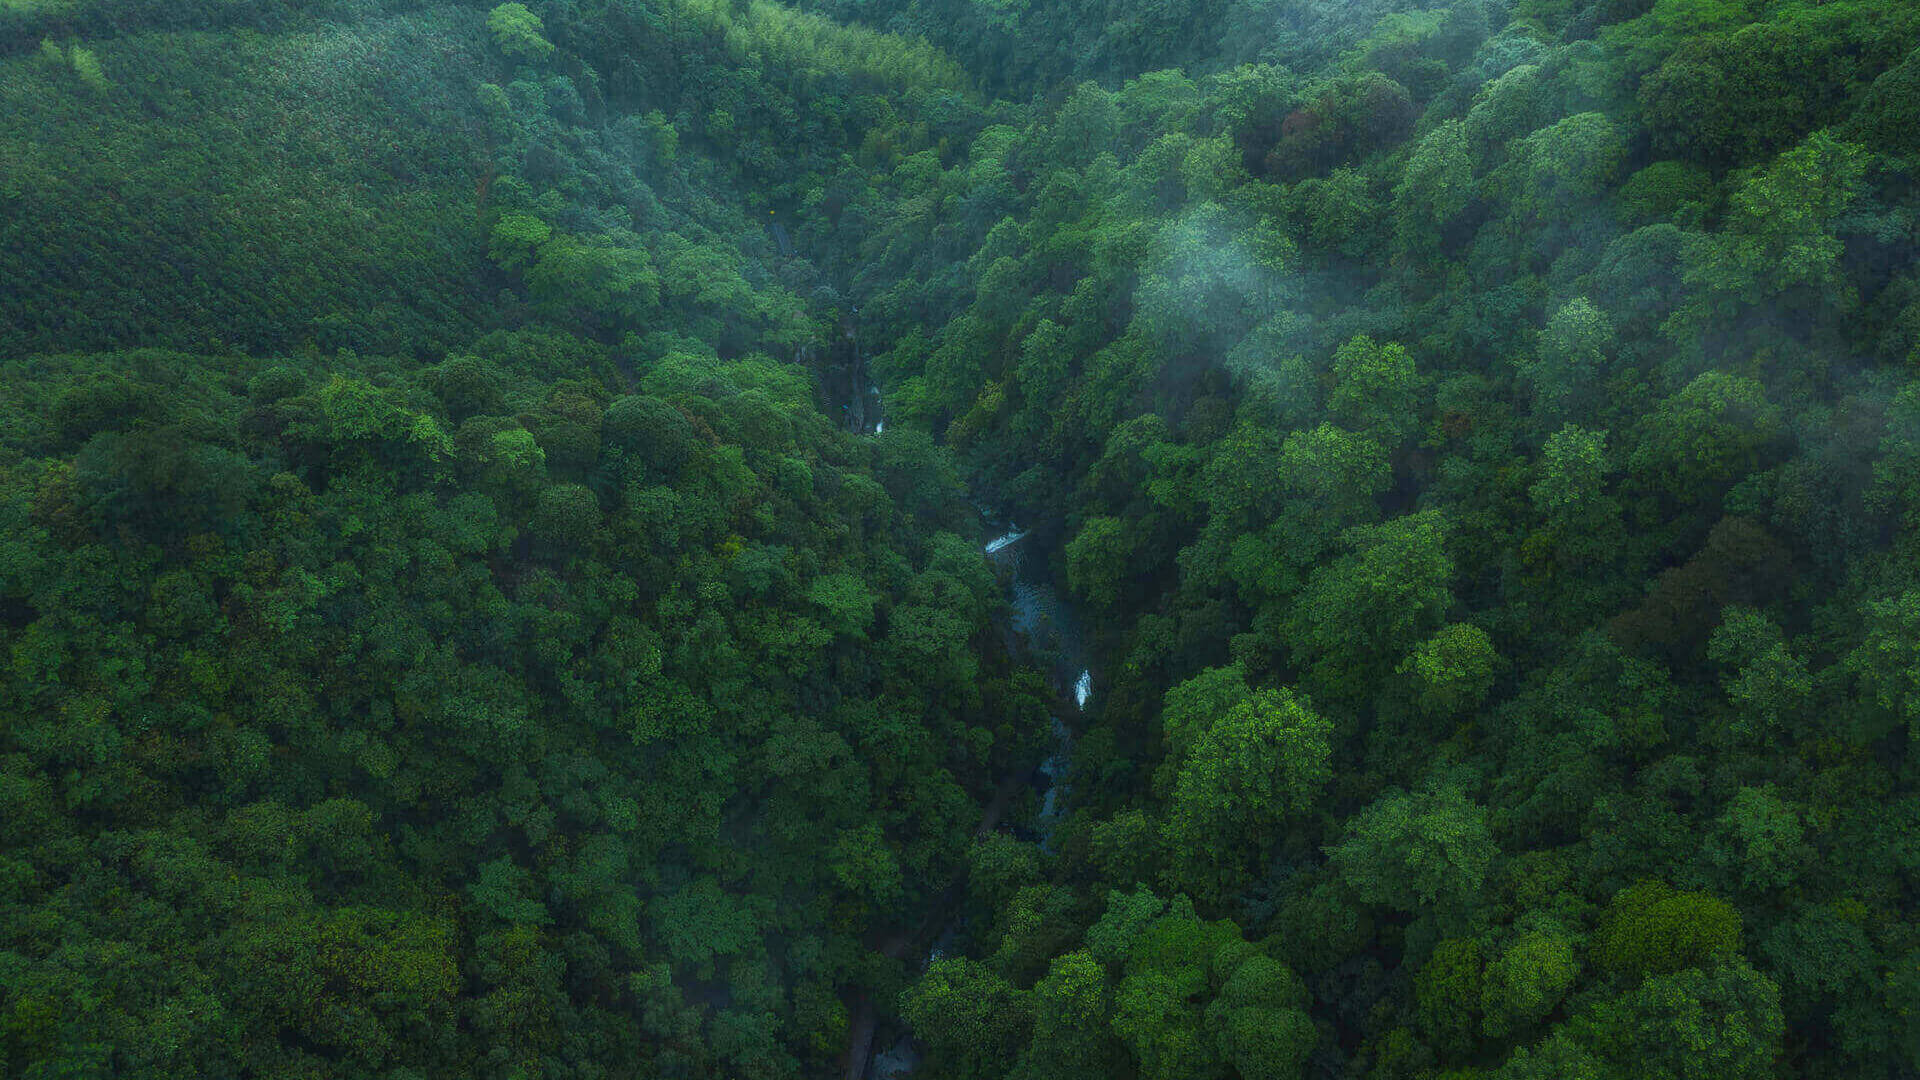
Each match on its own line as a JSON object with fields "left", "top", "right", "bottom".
{"left": 1673, "top": 131, "right": 1867, "bottom": 330}
{"left": 1399, "top": 623, "right": 1500, "bottom": 721}
{"left": 1285, "top": 510, "right": 1453, "bottom": 699}
{"left": 1481, "top": 927, "right": 1580, "bottom": 1038}
{"left": 488, "top": 3, "right": 555, "bottom": 61}
{"left": 1328, "top": 783, "right": 1495, "bottom": 926}
{"left": 1166, "top": 688, "right": 1333, "bottom": 898}
{"left": 1524, "top": 298, "right": 1614, "bottom": 423}
{"left": 1328, "top": 335, "right": 1424, "bottom": 445}
{"left": 1391, "top": 120, "right": 1472, "bottom": 260}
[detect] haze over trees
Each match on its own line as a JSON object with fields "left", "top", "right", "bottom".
{"left": 4, "top": 0, "right": 1920, "bottom": 1078}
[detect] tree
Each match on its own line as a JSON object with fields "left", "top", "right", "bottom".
{"left": 1626, "top": 371, "right": 1781, "bottom": 502}
{"left": 1090, "top": 809, "right": 1166, "bottom": 888}
{"left": 525, "top": 233, "right": 660, "bottom": 327}
{"left": 1052, "top": 82, "right": 1120, "bottom": 165}
{"left": 1846, "top": 589, "right": 1920, "bottom": 743}
{"left": 488, "top": 3, "right": 555, "bottom": 62}
{"left": 1113, "top": 966, "right": 1224, "bottom": 1080}
{"left": 1495, "top": 1031, "right": 1606, "bottom": 1080}
{"left": 1328, "top": 783, "right": 1495, "bottom": 926}
{"left": 1463, "top": 62, "right": 1551, "bottom": 157}
{"left": 1166, "top": 688, "right": 1334, "bottom": 898}
{"left": 1205, "top": 954, "right": 1317, "bottom": 1080}
{"left": 1270, "top": 422, "right": 1392, "bottom": 561}
{"left": 1399, "top": 623, "right": 1500, "bottom": 721}
{"left": 1527, "top": 424, "right": 1625, "bottom": 574}
{"left": 1285, "top": 510, "right": 1454, "bottom": 699}
{"left": 1199, "top": 420, "right": 1291, "bottom": 532}
{"left": 532, "top": 483, "right": 602, "bottom": 550}
{"left": 1418, "top": 938, "right": 1484, "bottom": 1058}
{"left": 1576, "top": 957, "right": 1784, "bottom": 1080}
{"left": 1502, "top": 113, "right": 1628, "bottom": 222}
{"left": 1391, "top": 120, "right": 1471, "bottom": 260}
{"left": 1846, "top": 48, "right": 1920, "bottom": 158}
{"left": 653, "top": 877, "right": 758, "bottom": 975}
{"left": 489, "top": 212, "right": 552, "bottom": 270}
{"left": 1674, "top": 132, "right": 1868, "bottom": 330}
{"left": 1706, "top": 607, "right": 1809, "bottom": 742}
{"left": 1618, "top": 160, "right": 1715, "bottom": 227}
{"left": 1267, "top": 73, "right": 1416, "bottom": 182}
{"left": 1016, "top": 952, "right": 1127, "bottom": 1080}
{"left": 1480, "top": 926, "right": 1579, "bottom": 1039}
{"left": 1531, "top": 424, "right": 1610, "bottom": 521}
{"left": 1066, "top": 515, "right": 1134, "bottom": 607}
{"left": 1107, "top": 897, "right": 1247, "bottom": 1080}
{"left": 425, "top": 356, "right": 505, "bottom": 422}
{"left": 1014, "top": 319, "right": 1073, "bottom": 441}
{"left": 1133, "top": 203, "right": 1293, "bottom": 355}
{"left": 1523, "top": 298, "right": 1614, "bottom": 424}
{"left": 1157, "top": 664, "right": 1252, "bottom": 778}
{"left": 902, "top": 958, "right": 1030, "bottom": 1080}
{"left": 1706, "top": 784, "right": 1808, "bottom": 893}
{"left": 1291, "top": 168, "right": 1382, "bottom": 258}
{"left": 1328, "top": 335, "right": 1423, "bottom": 446}
{"left": 1592, "top": 882, "right": 1741, "bottom": 977}
{"left": 603, "top": 395, "right": 698, "bottom": 477}
{"left": 1639, "top": 18, "right": 1874, "bottom": 167}
{"left": 1880, "top": 947, "right": 1920, "bottom": 1072}
{"left": 806, "top": 572, "right": 878, "bottom": 637}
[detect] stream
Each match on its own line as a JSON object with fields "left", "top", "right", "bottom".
{"left": 860, "top": 516, "right": 1093, "bottom": 1080}
{"left": 987, "top": 521, "right": 1089, "bottom": 843}
{"left": 828, "top": 348, "right": 1090, "bottom": 1080}
{"left": 818, "top": 309, "right": 884, "bottom": 436}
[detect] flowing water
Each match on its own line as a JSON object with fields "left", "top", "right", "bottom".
{"left": 988, "top": 524, "right": 1089, "bottom": 849}
{"left": 843, "top": 385, "right": 1091, "bottom": 1080}
{"left": 984, "top": 526, "right": 1027, "bottom": 554}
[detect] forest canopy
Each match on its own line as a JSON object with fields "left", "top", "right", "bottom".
{"left": 4, "top": 0, "right": 1920, "bottom": 1078}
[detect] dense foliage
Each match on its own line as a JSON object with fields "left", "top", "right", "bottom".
{"left": 5, "top": 0, "right": 1920, "bottom": 1078}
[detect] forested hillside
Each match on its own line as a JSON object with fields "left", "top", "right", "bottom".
{"left": 4, "top": 0, "right": 1920, "bottom": 1078}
